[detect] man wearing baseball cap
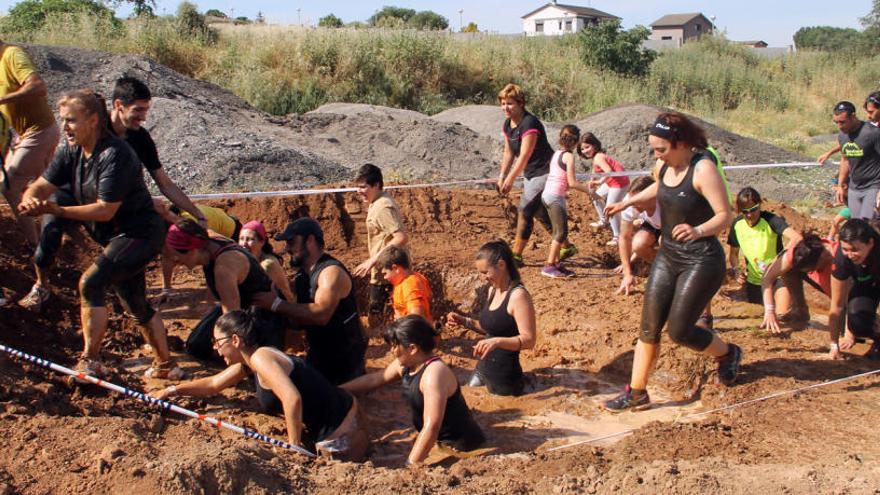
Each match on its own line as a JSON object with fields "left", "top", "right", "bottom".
{"left": 253, "top": 217, "right": 367, "bottom": 385}
{"left": 834, "top": 100, "right": 880, "bottom": 219}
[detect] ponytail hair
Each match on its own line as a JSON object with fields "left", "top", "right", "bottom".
{"left": 476, "top": 239, "right": 520, "bottom": 282}
{"left": 215, "top": 309, "right": 264, "bottom": 348}
{"left": 383, "top": 315, "right": 436, "bottom": 352}
{"left": 790, "top": 233, "right": 826, "bottom": 272}
{"left": 58, "top": 89, "right": 111, "bottom": 139}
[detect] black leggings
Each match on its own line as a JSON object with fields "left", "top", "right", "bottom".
{"left": 847, "top": 283, "right": 880, "bottom": 340}
{"left": 640, "top": 240, "right": 725, "bottom": 351}
{"left": 516, "top": 175, "right": 553, "bottom": 241}
{"left": 34, "top": 187, "right": 77, "bottom": 269}
{"left": 80, "top": 223, "right": 164, "bottom": 325}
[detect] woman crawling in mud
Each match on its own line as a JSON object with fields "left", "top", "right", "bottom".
{"left": 341, "top": 315, "right": 485, "bottom": 465}
{"left": 155, "top": 310, "right": 368, "bottom": 460}
{"left": 446, "top": 240, "right": 537, "bottom": 396}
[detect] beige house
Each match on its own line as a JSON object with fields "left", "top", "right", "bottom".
{"left": 522, "top": 1, "right": 619, "bottom": 37}
{"left": 649, "top": 13, "right": 714, "bottom": 45}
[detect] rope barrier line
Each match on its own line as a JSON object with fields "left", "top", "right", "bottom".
{"left": 546, "top": 366, "right": 880, "bottom": 453}
{"left": 0, "top": 343, "right": 316, "bottom": 458}
{"left": 175, "top": 161, "right": 828, "bottom": 201}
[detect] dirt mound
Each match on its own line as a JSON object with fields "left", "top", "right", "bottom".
{"left": 310, "top": 103, "right": 430, "bottom": 123}
{"left": 431, "top": 105, "right": 504, "bottom": 141}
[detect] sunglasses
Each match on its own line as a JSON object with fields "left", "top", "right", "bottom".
{"left": 741, "top": 204, "right": 760, "bottom": 213}
{"left": 212, "top": 335, "right": 232, "bottom": 348}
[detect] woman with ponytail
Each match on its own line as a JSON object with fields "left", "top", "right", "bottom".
{"left": 19, "top": 89, "right": 182, "bottom": 380}
{"left": 156, "top": 310, "right": 368, "bottom": 460}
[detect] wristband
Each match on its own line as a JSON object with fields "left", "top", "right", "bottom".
{"left": 271, "top": 297, "right": 283, "bottom": 312}
{"left": 764, "top": 304, "right": 775, "bottom": 313}
{"left": 829, "top": 343, "right": 839, "bottom": 351}
{"left": 694, "top": 225, "right": 704, "bottom": 238}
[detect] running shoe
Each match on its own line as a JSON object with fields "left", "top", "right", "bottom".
{"left": 696, "top": 313, "right": 714, "bottom": 331}
{"left": 512, "top": 253, "right": 525, "bottom": 268}
{"left": 606, "top": 237, "right": 619, "bottom": 247}
{"left": 18, "top": 284, "right": 50, "bottom": 312}
{"left": 715, "top": 343, "right": 743, "bottom": 386}
{"left": 71, "top": 358, "right": 110, "bottom": 383}
{"left": 558, "top": 244, "right": 579, "bottom": 261}
{"left": 866, "top": 341, "right": 880, "bottom": 361}
{"left": 556, "top": 264, "right": 576, "bottom": 278}
{"left": 590, "top": 220, "right": 608, "bottom": 229}
{"left": 541, "top": 264, "right": 567, "bottom": 279}
{"left": 466, "top": 371, "right": 485, "bottom": 387}
{"left": 603, "top": 385, "right": 651, "bottom": 412}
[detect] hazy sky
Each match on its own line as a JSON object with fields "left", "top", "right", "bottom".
{"left": 1, "top": 0, "right": 873, "bottom": 46}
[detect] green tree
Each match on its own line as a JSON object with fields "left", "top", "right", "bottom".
{"left": 204, "top": 8, "right": 227, "bottom": 18}
{"left": 578, "top": 20, "right": 655, "bottom": 77}
{"left": 461, "top": 22, "right": 478, "bottom": 33}
{"left": 2, "top": 0, "right": 120, "bottom": 34}
{"left": 861, "top": 0, "right": 880, "bottom": 30}
{"left": 793, "top": 26, "right": 865, "bottom": 52}
{"left": 233, "top": 16, "right": 251, "bottom": 25}
{"left": 407, "top": 10, "right": 448, "bottom": 30}
{"left": 318, "top": 14, "right": 344, "bottom": 28}
{"left": 176, "top": 1, "right": 217, "bottom": 43}
{"left": 368, "top": 6, "right": 415, "bottom": 26}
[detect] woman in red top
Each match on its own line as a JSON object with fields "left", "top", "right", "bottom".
{"left": 579, "top": 132, "right": 630, "bottom": 246}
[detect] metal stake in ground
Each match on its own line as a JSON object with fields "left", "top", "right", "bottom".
{"left": 0, "top": 343, "right": 316, "bottom": 458}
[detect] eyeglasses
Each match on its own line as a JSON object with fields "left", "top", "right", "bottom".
{"left": 741, "top": 204, "right": 760, "bottom": 213}
{"left": 212, "top": 336, "right": 232, "bottom": 349}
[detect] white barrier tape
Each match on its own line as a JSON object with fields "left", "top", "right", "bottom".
{"left": 172, "top": 161, "right": 828, "bottom": 201}
{"left": 547, "top": 366, "right": 880, "bottom": 453}
{"left": 0, "top": 343, "right": 316, "bottom": 458}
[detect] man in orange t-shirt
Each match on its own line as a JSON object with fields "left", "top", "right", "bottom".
{"left": 377, "top": 246, "right": 432, "bottom": 324}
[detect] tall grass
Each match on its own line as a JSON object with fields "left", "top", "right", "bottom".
{"left": 7, "top": 15, "right": 880, "bottom": 153}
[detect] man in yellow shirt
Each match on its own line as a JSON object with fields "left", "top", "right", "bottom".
{"left": 352, "top": 164, "right": 408, "bottom": 316}
{"left": 0, "top": 42, "right": 60, "bottom": 246}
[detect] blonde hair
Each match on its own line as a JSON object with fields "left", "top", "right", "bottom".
{"left": 58, "top": 89, "right": 110, "bottom": 137}
{"left": 497, "top": 83, "right": 526, "bottom": 106}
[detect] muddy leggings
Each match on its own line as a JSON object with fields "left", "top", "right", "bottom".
{"left": 639, "top": 239, "right": 725, "bottom": 351}
{"left": 80, "top": 225, "right": 164, "bottom": 325}
{"left": 33, "top": 187, "right": 77, "bottom": 269}
{"left": 847, "top": 283, "right": 880, "bottom": 340}
{"left": 541, "top": 194, "right": 568, "bottom": 243}
{"left": 516, "top": 174, "right": 553, "bottom": 241}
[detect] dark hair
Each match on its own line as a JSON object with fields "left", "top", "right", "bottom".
{"left": 58, "top": 89, "right": 111, "bottom": 138}
{"left": 865, "top": 91, "right": 880, "bottom": 110}
{"left": 383, "top": 315, "right": 436, "bottom": 352}
{"left": 215, "top": 310, "right": 262, "bottom": 347}
{"left": 376, "top": 245, "right": 410, "bottom": 270}
{"left": 651, "top": 112, "right": 707, "bottom": 149}
{"left": 790, "top": 233, "right": 826, "bottom": 272}
{"left": 833, "top": 101, "right": 857, "bottom": 116}
{"left": 577, "top": 131, "right": 604, "bottom": 158}
{"left": 112, "top": 77, "right": 151, "bottom": 106}
{"left": 476, "top": 239, "right": 520, "bottom": 282}
{"left": 176, "top": 218, "right": 210, "bottom": 242}
{"left": 735, "top": 187, "right": 762, "bottom": 211}
{"left": 355, "top": 163, "right": 383, "bottom": 188}
{"left": 840, "top": 219, "right": 880, "bottom": 279}
{"left": 628, "top": 176, "right": 654, "bottom": 194}
{"left": 559, "top": 124, "right": 580, "bottom": 151}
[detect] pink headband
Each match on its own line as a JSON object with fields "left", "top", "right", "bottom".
{"left": 241, "top": 220, "right": 268, "bottom": 240}
{"left": 166, "top": 224, "right": 208, "bottom": 251}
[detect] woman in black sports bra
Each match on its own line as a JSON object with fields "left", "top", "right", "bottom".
{"left": 165, "top": 219, "right": 285, "bottom": 359}
{"left": 341, "top": 315, "right": 485, "bottom": 466}
{"left": 446, "top": 240, "right": 537, "bottom": 396}
{"left": 602, "top": 112, "right": 743, "bottom": 412}
{"left": 156, "top": 310, "right": 368, "bottom": 460}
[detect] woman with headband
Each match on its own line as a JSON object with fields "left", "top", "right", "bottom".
{"left": 165, "top": 219, "right": 286, "bottom": 360}
{"left": 238, "top": 220, "right": 295, "bottom": 302}
{"left": 603, "top": 112, "right": 742, "bottom": 411}
{"left": 19, "top": 89, "right": 182, "bottom": 380}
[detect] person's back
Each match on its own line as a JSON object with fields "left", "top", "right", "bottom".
{"left": 392, "top": 271, "right": 433, "bottom": 324}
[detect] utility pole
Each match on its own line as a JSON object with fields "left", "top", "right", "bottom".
{"left": 297, "top": 8, "right": 302, "bottom": 26}
{"left": 458, "top": 9, "right": 463, "bottom": 31}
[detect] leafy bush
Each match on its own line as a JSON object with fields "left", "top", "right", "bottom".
{"left": 793, "top": 26, "right": 869, "bottom": 53}
{"left": 176, "top": 1, "right": 217, "bottom": 44}
{"left": 318, "top": 14, "right": 343, "bottom": 28}
{"left": 1, "top": 0, "right": 120, "bottom": 37}
{"left": 578, "top": 20, "right": 655, "bottom": 77}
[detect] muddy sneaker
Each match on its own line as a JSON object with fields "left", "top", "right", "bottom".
{"left": 145, "top": 360, "right": 188, "bottom": 381}
{"left": 865, "top": 341, "right": 880, "bottom": 361}
{"left": 590, "top": 220, "right": 608, "bottom": 229}
{"left": 71, "top": 358, "right": 110, "bottom": 384}
{"left": 541, "top": 264, "right": 568, "bottom": 279}
{"left": 604, "top": 385, "right": 650, "bottom": 412}
{"left": 715, "top": 343, "right": 743, "bottom": 386}
{"left": 606, "top": 237, "right": 619, "bottom": 247}
{"left": 466, "top": 371, "right": 485, "bottom": 387}
{"left": 696, "top": 313, "right": 714, "bottom": 331}
{"left": 18, "top": 284, "right": 50, "bottom": 312}
{"left": 512, "top": 253, "right": 525, "bottom": 268}
{"left": 556, "top": 264, "right": 576, "bottom": 278}
{"left": 559, "top": 244, "right": 579, "bottom": 261}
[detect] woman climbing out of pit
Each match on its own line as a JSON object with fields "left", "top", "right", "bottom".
{"left": 539, "top": 124, "right": 593, "bottom": 278}
{"left": 727, "top": 187, "right": 802, "bottom": 309}
{"left": 164, "top": 219, "right": 286, "bottom": 361}
{"left": 341, "top": 315, "right": 485, "bottom": 466}
{"left": 602, "top": 112, "right": 742, "bottom": 411}
{"left": 826, "top": 219, "right": 880, "bottom": 360}
{"left": 18, "top": 89, "right": 183, "bottom": 380}
{"left": 238, "top": 220, "right": 295, "bottom": 302}
{"left": 445, "top": 240, "right": 536, "bottom": 396}
{"left": 760, "top": 233, "right": 837, "bottom": 334}
{"left": 615, "top": 176, "right": 661, "bottom": 295}
{"left": 496, "top": 83, "right": 576, "bottom": 266}
{"left": 580, "top": 132, "right": 629, "bottom": 246}
{"left": 155, "top": 310, "right": 368, "bottom": 460}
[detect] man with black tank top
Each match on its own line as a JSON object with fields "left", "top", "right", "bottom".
{"left": 253, "top": 217, "right": 367, "bottom": 385}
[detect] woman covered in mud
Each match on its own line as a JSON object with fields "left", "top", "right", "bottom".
{"left": 164, "top": 219, "right": 285, "bottom": 360}
{"left": 446, "top": 240, "right": 537, "bottom": 396}
{"left": 18, "top": 89, "right": 183, "bottom": 380}
{"left": 238, "top": 219, "right": 295, "bottom": 302}
{"left": 603, "top": 112, "right": 742, "bottom": 411}
{"left": 341, "top": 315, "right": 485, "bottom": 465}
{"left": 156, "top": 310, "right": 368, "bottom": 460}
